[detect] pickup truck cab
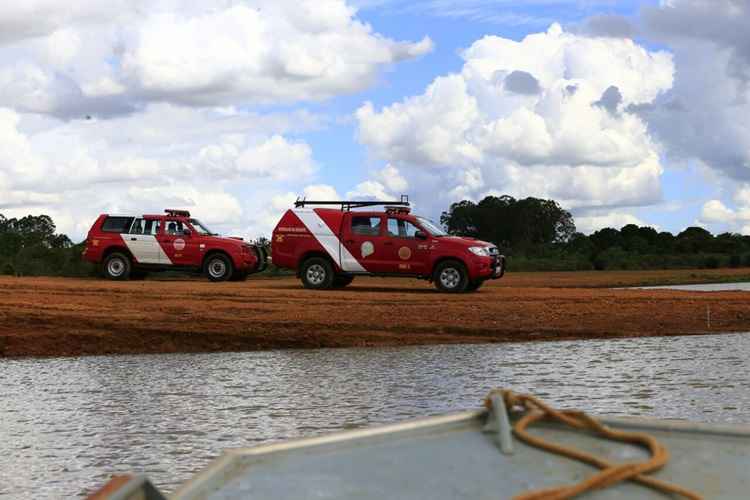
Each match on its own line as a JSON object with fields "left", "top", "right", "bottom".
{"left": 82, "top": 209, "right": 267, "bottom": 281}
{"left": 271, "top": 198, "right": 505, "bottom": 292}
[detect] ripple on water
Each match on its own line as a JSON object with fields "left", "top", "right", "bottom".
{"left": 1, "top": 333, "right": 750, "bottom": 498}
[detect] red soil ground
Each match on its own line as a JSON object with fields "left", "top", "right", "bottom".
{"left": 2, "top": 269, "right": 750, "bottom": 357}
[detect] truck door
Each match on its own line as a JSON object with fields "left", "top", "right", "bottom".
{"left": 383, "top": 217, "right": 429, "bottom": 275}
{"left": 124, "top": 218, "right": 163, "bottom": 264}
{"left": 340, "top": 214, "right": 388, "bottom": 273}
{"left": 158, "top": 218, "right": 201, "bottom": 266}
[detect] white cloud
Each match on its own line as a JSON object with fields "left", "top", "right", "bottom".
{"left": 574, "top": 212, "right": 649, "bottom": 235}
{"left": 0, "top": 0, "right": 432, "bottom": 117}
{"left": 0, "top": 104, "right": 322, "bottom": 239}
{"left": 698, "top": 189, "right": 750, "bottom": 235}
{"left": 356, "top": 24, "right": 673, "bottom": 220}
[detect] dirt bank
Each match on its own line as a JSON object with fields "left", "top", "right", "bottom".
{"left": 2, "top": 270, "right": 750, "bottom": 357}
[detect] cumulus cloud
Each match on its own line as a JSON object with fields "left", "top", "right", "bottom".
{"left": 699, "top": 189, "right": 750, "bottom": 234}
{"left": 574, "top": 211, "right": 648, "bottom": 235}
{"left": 357, "top": 24, "right": 673, "bottom": 216}
{"left": 0, "top": 104, "right": 321, "bottom": 238}
{"left": 634, "top": 0, "right": 750, "bottom": 183}
{"left": 0, "top": 0, "right": 432, "bottom": 118}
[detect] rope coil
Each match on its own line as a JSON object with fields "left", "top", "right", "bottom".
{"left": 484, "top": 389, "right": 703, "bottom": 500}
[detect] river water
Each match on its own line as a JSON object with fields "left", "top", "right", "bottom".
{"left": 2, "top": 333, "right": 750, "bottom": 499}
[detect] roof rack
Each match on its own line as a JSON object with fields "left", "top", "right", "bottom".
{"left": 294, "top": 195, "right": 410, "bottom": 211}
{"left": 165, "top": 209, "right": 191, "bottom": 217}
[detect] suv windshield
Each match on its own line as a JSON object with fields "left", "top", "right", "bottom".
{"left": 416, "top": 216, "right": 447, "bottom": 237}
{"left": 190, "top": 219, "right": 215, "bottom": 235}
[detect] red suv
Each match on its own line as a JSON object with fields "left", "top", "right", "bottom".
{"left": 271, "top": 198, "right": 505, "bottom": 292}
{"left": 82, "top": 209, "right": 267, "bottom": 281}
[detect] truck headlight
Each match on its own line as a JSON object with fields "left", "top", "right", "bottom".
{"left": 468, "top": 246, "right": 491, "bottom": 257}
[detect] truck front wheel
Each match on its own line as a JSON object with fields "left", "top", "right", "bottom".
{"left": 205, "top": 253, "right": 233, "bottom": 282}
{"left": 433, "top": 260, "right": 469, "bottom": 293}
{"left": 301, "top": 257, "right": 334, "bottom": 290}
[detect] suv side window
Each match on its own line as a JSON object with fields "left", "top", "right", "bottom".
{"left": 129, "top": 219, "right": 161, "bottom": 235}
{"left": 351, "top": 216, "right": 381, "bottom": 236}
{"left": 387, "top": 218, "right": 420, "bottom": 238}
{"left": 101, "top": 216, "right": 134, "bottom": 233}
{"left": 164, "top": 219, "right": 185, "bottom": 236}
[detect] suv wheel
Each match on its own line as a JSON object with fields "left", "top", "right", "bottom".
{"left": 433, "top": 260, "right": 468, "bottom": 293}
{"left": 103, "top": 253, "right": 131, "bottom": 281}
{"left": 205, "top": 254, "right": 233, "bottom": 282}
{"left": 301, "top": 257, "right": 334, "bottom": 290}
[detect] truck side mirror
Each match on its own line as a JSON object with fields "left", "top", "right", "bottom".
{"left": 183, "top": 228, "right": 192, "bottom": 236}
{"left": 415, "top": 231, "right": 428, "bottom": 240}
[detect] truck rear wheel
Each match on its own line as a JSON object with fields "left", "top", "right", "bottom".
{"left": 433, "top": 260, "right": 469, "bottom": 293}
{"left": 333, "top": 275, "right": 355, "bottom": 288}
{"left": 301, "top": 257, "right": 334, "bottom": 290}
{"left": 103, "top": 252, "right": 131, "bottom": 281}
{"left": 205, "top": 253, "right": 233, "bottom": 282}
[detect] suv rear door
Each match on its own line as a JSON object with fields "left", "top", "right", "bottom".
{"left": 340, "top": 213, "right": 389, "bottom": 273}
{"left": 124, "top": 217, "right": 164, "bottom": 264}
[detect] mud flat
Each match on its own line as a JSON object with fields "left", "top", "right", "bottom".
{"left": 2, "top": 270, "right": 750, "bottom": 358}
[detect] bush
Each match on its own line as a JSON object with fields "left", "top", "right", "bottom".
{"left": 730, "top": 254, "right": 742, "bottom": 268}
{"left": 703, "top": 256, "right": 721, "bottom": 269}
{"left": 2, "top": 262, "right": 14, "bottom": 275}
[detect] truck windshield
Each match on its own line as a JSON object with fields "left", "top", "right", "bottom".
{"left": 190, "top": 219, "right": 215, "bottom": 235}
{"left": 417, "top": 217, "right": 447, "bottom": 237}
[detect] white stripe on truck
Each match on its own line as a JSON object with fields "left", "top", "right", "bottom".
{"left": 292, "top": 209, "right": 366, "bottom": 273}
{"left": 122, "top": 235, "right": 172, "bottom": 265}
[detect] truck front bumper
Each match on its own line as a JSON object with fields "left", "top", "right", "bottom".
{"left": 490, "top": 255, "right": 506, "bottom": 279}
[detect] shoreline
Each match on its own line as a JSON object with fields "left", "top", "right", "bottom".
{"left": 2, "top": 270, "right": 750, "bottom": 358}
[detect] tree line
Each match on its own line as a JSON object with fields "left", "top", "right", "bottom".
{"left": 4, "top": 198, "right": 750, "bottom": 278}
{"left": 0, "top": 214, "right": 93, "bottom": 277}
{"left": 441, "top": 195, "right": 750, "bottom": 271}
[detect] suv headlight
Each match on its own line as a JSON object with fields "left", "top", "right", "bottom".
{"left": 468, "top": 246, "right": 491, "bottom": 257}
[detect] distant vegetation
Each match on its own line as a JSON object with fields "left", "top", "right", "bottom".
{"left": 441, "top": 196, "right": 750, "bottom": 271}
{"left": 0, "top": 214, "right": 94, "bottom": 277}
{"left": 4, "top": 199, "right": 750, "bottom": 278}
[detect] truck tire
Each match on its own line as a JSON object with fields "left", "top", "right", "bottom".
{"left": 204, "top": 253, "right": 233, "bottom": 282}
{"left": 433, "top": 260, "right": 469, "bottom": 293}
{"left": 301, "top": 257, "right": 334, "bottom": 290}
{"left": 103, "top": 252, "right": 132, "bottom": 281}
{"left": 333, "top": 275, "right": 355, "bottom": 288}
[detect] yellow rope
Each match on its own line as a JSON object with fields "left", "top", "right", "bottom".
{"left": 484, "top": 389, "right": 703, "bottom": 500}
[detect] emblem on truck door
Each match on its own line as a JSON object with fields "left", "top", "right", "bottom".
{"left": 361, "top": 241, "right": 374, "bottom": 258}
{"left": 398, "top": 247, "right": 412, "bottom": 260}
{"left": 173, "top": 238, "right": 186, "bottom": 251}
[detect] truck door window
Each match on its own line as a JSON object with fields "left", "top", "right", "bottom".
{"left": 387, "top": 218, "right": 420, "bottom": 238}
{"left": 165, "top": 220, "right": 184, "bottom": 235}
{"left": 130, "top": 219, "right": 160, "bottom": 235}
{"left": 129, "top": 219, "right": 146, "bottom": 234}
{"left": 351, "top": 216, "right": 381, "bottom": 236}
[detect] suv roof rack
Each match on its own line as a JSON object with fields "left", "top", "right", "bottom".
{"left": 294, "top": 195, "right": 410, "bottom": 211}
{"left": 165, "top": 209, "right": 191, "bottom": 217}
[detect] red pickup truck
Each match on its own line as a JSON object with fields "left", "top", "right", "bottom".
{"left": 271, "top": 198, "right": 505, "bottom": 292}
{"left": 82, "top": 209, "right": 267, "bottom": 281}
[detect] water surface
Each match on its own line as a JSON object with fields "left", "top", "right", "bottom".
{"left": 640, "top": 282, "right": 750, "bottom": 291}
{"left": 2, "top": 333, "right": 749, "bottom": 498}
